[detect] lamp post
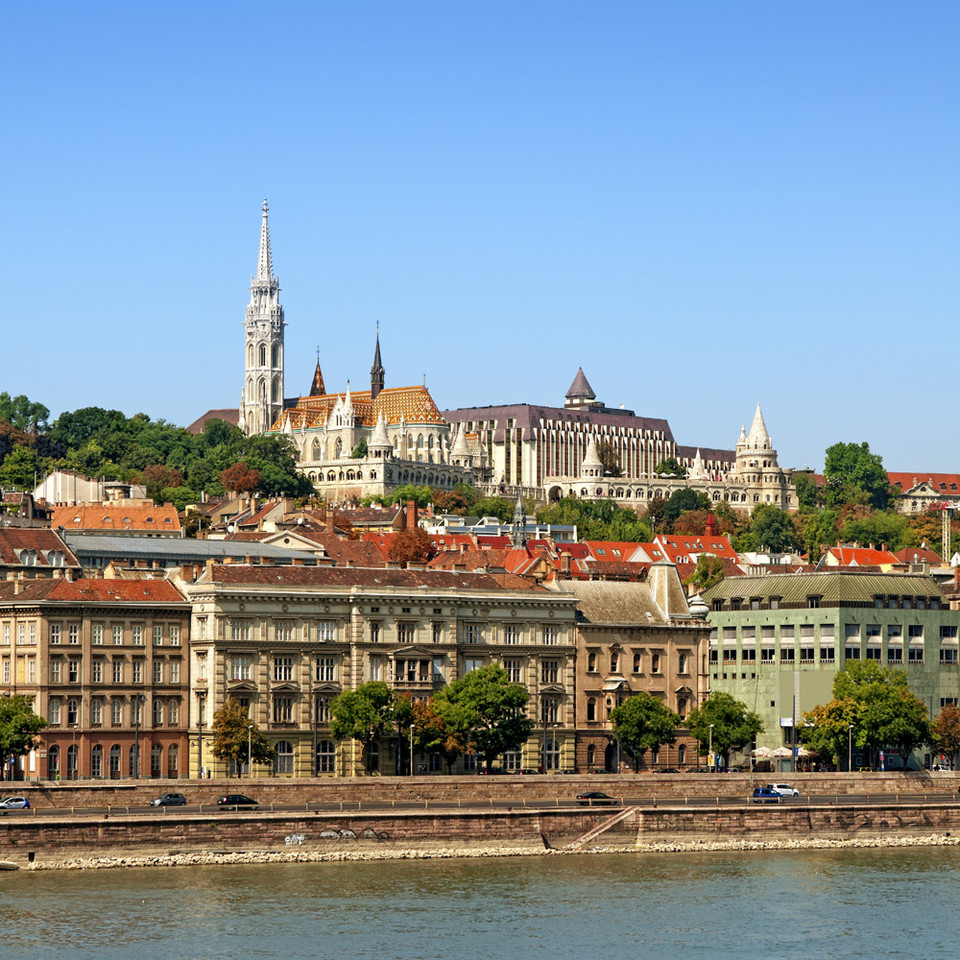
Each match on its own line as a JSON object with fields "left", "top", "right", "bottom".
{"left": 71, "top": 724, "right": 78, "bottom": 780}
{"left": 133, "top": 694, "right": 142, "bottom": 779}
{"left": 848, "top": 724, "right": 854, "bottom": 773}
{"left": 247, "top": 724, "right": 254, "bottom": 779}
{"left": 312, "top": 694, "right": 318, "bottom": 777}
{"left": 708, "top": 724, "right": 714, "bottom": 773}
{"left": 409, "top": 724, "right": 415, "bottom": 777}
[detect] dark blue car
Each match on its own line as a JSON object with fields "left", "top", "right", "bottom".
{"left": 750, "top": 787, "right": 783, "bottom": 804}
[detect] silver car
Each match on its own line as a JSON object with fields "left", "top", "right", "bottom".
{"left": 768, "top": 782, "right": 800, "bottom": 797}
{"left": 0, "top": 796, "right": 31, "bottom": 809}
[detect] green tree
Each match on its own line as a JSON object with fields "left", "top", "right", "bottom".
{"left": 0, "top": 392, "right": 50, "bottom": 434}
{"left": 793, "top": 471, "right": 821, "bottom": 510}
{"left": 330, "top": 682, "right": 404, "bottom": 773}
{"left": 733, "top": 504, "right": 799, "bottom": 553}
{"left": 838, "top": 509, "right": 910, "bottom": 552}
{"left": 0, "top": 445, "right": 42, "bottom": 489}
{"left": 801, "top": 661, "right": 931, "bottom": 769}
{"left": 138, "top": 464, "right": 183, "bottom": 504}
{"left": 801, "top": 509, "right": 839, "bottom": 563}
{"left": 0, "top": 695, "right": 46, "bottom": 780}
{"left": 655, "top": 457, "right": 684, "bottom": 477}
{"left": 350, "top": 439, "right": 368, "bottom": 459}
{"left": 686, "top": 692, "right": 763, "bottom": 767}
{"left": 685, "top": 554, "right": 726, "bottom": 592}
{"left": 470, "top": 496, "right": 515, "bottom": 523}
{"left": 210, "top": 698, "right": 274, "bottom": 776}
{"left": 432, "top": 664, "right": 533, "bottom": 770}
{"left": 823, "top": 441, "right": 895, "bottom": 511}
{"left": 386, "top": 484, "right": 435, "bottom": 509}
{"left": 930, "top": 704, "right": 960, "bottom": 769}
{"left": 610, "top": 692, "right": 680, "bottom": 771}
{"left": 663, "top": 488, "right": 710, "bottom": 528}
{"left": 537, "top": 496, "right": 651, "bottom": 542}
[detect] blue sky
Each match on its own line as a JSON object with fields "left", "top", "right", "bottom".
{"left": 4, "top": 2, "right": 958, "bottom": 472}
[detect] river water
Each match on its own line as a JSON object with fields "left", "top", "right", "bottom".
{"left": 2, "top": 847, "right": 956, "bottom": 960}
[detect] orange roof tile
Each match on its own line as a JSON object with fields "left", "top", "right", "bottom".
{"left": 272, "top": 385, "right": 446, "bottom": 432}
{"left": 51, "top": 503, "right": 181, "bottom": 534}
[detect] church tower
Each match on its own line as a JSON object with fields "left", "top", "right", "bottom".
{"left": 239, "top": 199, "right": 285, "bottom": 436}
{"left": 370, "top": 325, "right": 385, "bottom": 401}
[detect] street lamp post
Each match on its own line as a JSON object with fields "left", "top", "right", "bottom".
{"left": 409, "top": 724, "right": 414, "bottom": 777}
{"left": 848, "top": 724, "right": 854, "bottom": 773}
{"left": 708, "top": 724, "right": 714, "bottom": 772}
{"left": 312, "top": 693, "right": 318, "bottom": 778}
{"left": 247, "top": 724, "right": 253, "bottom": 779}
{"left": 133, "top": 694, "right": 142, "bottom": 779}
{"left": 197, "top": 692, "right": 205, "bottom": 779}
{"left": 71, "top": 724, "right": 78, "bottom": 780}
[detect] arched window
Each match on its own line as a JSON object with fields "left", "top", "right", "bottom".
{"left": 49, "top": 699, "right": 61, "bottom": 725}
{"left": 678, "top": 744, "right": 686, "bottom": 765}
{"left": 678, "top": 654, "right": 687, "bottom": 674}
{"left": 168, "top": 700, "right": 179, "bottom": 725}
{"left": 91, "top": 744, "right": 103, "bottom": 779}
{"left": 335, "top": 438, "right": 343, "bottom": 458}
{"left": 317, "top": 739, "right": 336, "bottom": 774}
{"left": 272, "top": 379, "right": 279, "bottom": 403}
{"left": 311, "top": 438, "right": 322, "bottom": 460}
{"left": 66, "top": 744, "right": 78, "bottom": 780}
{"left": 67, "top": 699, "right": 78, "bottom": 725}
{"left": 258, "top": 343, "right": 267, "bottom": 366}
{"left": 151, "top": 744, "right": 162, "bottom": 778}
{"left": 275, "top": 740, "right": 294, "bottom": 774}
{"left": 154, "top": 699, "right": 164, "bottom": 726}
{"left": 271, "top": 344, "right": 279, "bottom": 367}
{"left": 91, "top": 699, "right": 103, "bottom": 726}
{"left": 167, "top": 744, "right": 179, "bottom": 778}
{"left": 48, "top": 745, "right": 60, "bottom": 779}
{"left": 247, "top": 343, "right": 254, "bottom": 366}
{"left": 109, "top": 744, "right": 122, "bottom": 778}
{"left": 587, "top": 744, "right": 596, "bottom": 768}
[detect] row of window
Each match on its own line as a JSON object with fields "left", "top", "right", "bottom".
{"left": 47, "top": 697, "right": 181, "bottom": 726}
{"left": 715, "top": 624, "right": 956, "bottom": 641}
{"left": 0, "top": 623, "right": 182, "bottom": 646}
{"left": 586, "top": 651, "right": 687, "bottom": 675}
{"left": 48, "top": 658, "right": 181, "bottom": 684}
{"left": 81, "top": 742, "right": 179, "bottom": 779}
{"left": 717, "top": 596, "right": 942, "bottom": 612}
{"left": 711, "top": 646, "right": 958, "bottom": 665}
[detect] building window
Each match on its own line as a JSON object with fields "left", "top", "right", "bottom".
{"left": 132, "top": 625, "right": 143, "bottom": 646}
{"left": 464, "top": 623, "right": 483, "bottom": 644}
{"left": 231, "top": 620, "right": 251, "bottom": 642}
{"left": 610, "top": 652, "right": 620, "bottom": 673}
{"left": 316, "top": 621, "right": 335, "bottom": 642}
{"left": 49, "top": 699, "right": 61, "bottom": 725}
{"left": 50, "top": 660, "right": 62, "bottom": 683}
{"left": 92, "top": 624, "right": 103, "bottom": 645}
{"left": 542, "top": 697, "right": 559, "bottom": 724}
{"left": 151, "top": 744, "right": 162, "bottom": 778}
{"left": 91, "top": 699, "right": 103, "bottom": 726}
{"left": 153, "top": 699, "right": 164, "bottom": 726}
{"left": 398, "top": 623, "right": 416, "bottom": 644}
{"left": 274, "top": 740, "right": 294, "bottom": 774}
{"left": 370, "top": 622, "right": 381, "bottom": 643}
{"left": 651, "top": 654, "right": 661, "bottom": 674}
{"left": 908, "top": 646, "right": 924, "bottom": 664}
{"left": 742, "top": 648, "right": 756, "bottom": 662}
{"left": 112, "top": 700, "right": 123, "bottom": 726}
{"left": 678, "top": 744, "right": 686, "bottom": 764}
{"left": 91, "top": 745, "right": 103, "bottom": 779}
{"left": 800, "top": 647, "right": 815, "bottom": 663}
{"left": 317, "top": 740, "right": 336, "bottom": 773}
{"left": 170, "top": 661, "right": 180, "bottom": 683}
{"left": 504, "top": 658, "right": 522, "bottom": 683}
{"left": 541, "top": 659, "right": 559, "bottom": 683}
{"left": 231, "top": 656, "right": 251, "bottom": 681}
{"left": 503, "top": 625, "right": 521, "bottom": 645}
{"left": 131, "top": 660, "right": 142, "bottom": 683}
{"left": 888, "top": 645, "right": 903, "bottom": 664}
{"left": 844, "top": 646, "right": 861, "bottom": 661}
{"left": 760, "top": 648, "right": 775, "bottom": 663}
{"left": 432, "top": 622, "right": 443, "bottom": 643}
{"left": 275, "top": 621, "right": 294, "bottom": 643}
{"left": 632, "top": 653, "right": 642, "bottom": 673}
{"left": 866, "top": 647, "right": 882, "bottom": 660}
{"left": 153, "top": 626, "right": 163, "bottom": 646}
{"left": 50, "top": 624, "right": 61, "bottom": 645}
{"left": 273, "top": 697, "right": 294, "bottom": 724}
{"left": 819, "top": 646, "right": 835, "bottom": 663}
{"left": 68, "top": 624, "right": 79, "bottom": 645}
{"left": 113, "top": 626, "right": 123, "bottom": 645}
{"left": 586, "top": 698, "right": 596, "bottom": 721}
{"left": 315, "top": 697, "right": 330, "bottom": 724}
{"left": 940, "top": 648, "right": 958, "bottom": 664}
{"left": 463, "top": 657, "right": 483, "bottom": 674}
{"left": 316, "top": 657, "right": 335, "bottom": 682}
{"left": 542, "top": 626, "right": 559, "bottom": 645}
{"left": 432, "top": 658, "right": 444, "bottom": 681}
{"left": 273, "top": 657, "right": 293, "bottom": 682}
{"left": 168, "top": 699, "right": 179, "bottom": 725}
{"left": 168, "top": 744, "right": 178, "bottom": 778}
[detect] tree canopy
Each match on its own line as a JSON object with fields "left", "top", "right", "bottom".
{"left": 801, "top": 661, "right": 930, "bottom": 769}
{"left": 930, "top": 704, "right": 960, "bottom": 768}
{"left": 330, "top": 682, "right": 406, "bottom": 771}
{"left": 733, "top": 504, "right": 800, "bottom": 553}
{"left": 431, "top": 664, "right": 533, "bottom": 770}
{"left": 685, "top": 692, "right": 763, "bottom": 765}
{"left": 822, "top": 441, "right": 895, "bottom": 511}
{"left": 536, "top": 496, "right": 651, "bottom": 542}
{"left": 210, "top": 698, "right": 274, "bottom": 776}
{"left": 610, "top": 692, "right": 679, "bottom": 770}
{"left": 0, "top": 694, "right": 46, "bottom": 780}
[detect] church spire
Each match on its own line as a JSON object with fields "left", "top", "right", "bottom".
{"left": 257, "top": 198, "right": 274, "bottom": 281}
{"left": 370, "top": 323, "right": 385, "bottom": 401}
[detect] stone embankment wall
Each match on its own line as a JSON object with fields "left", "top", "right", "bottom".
{"left": 5, "top": 800, "right": 960, "bottom": 867}
{"left": 7, "top": 771, "right": 958, "bottom": 809}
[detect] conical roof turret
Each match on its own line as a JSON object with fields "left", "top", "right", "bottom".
{"left": 747, "top": 402, "right": 770, "bottom": 447}
{"left": 369, "top": 410, "right": 391, "bottom": 449}
{"left": 565, "top": 367, "right": 596, "bottom": 401}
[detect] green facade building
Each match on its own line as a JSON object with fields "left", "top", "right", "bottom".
{"left": 702, "top": 572, "right": 960, "bottom": 769}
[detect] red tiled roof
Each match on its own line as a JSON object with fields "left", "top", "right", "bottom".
{"left": 0, "top": 578, "right": 186, "bottom": 604}
{"left": 825, "top": 546, "right": 900, "bottom": 566}
{"left": 893, "top": 546, "right": 942, "bottom": 564}
{"left": 185, "top": 408, "right": 241, "bottom": 435}
{"left": 581, "top": 541, "right": 645, "bottom": 561}
{"left": 888, "top": 473, "right": 960, "bottom": 496}
{"left": 0, "top": 529, "right": 79, "bottom": 567}
{"left": 52, "top": 503, "right": 181, "bottom": 533}
{"left": 273, "top": 385, "right": 446, "bottom": 432}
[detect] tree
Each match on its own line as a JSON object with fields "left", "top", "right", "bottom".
{"left": 655, "top": 458, "right": 684, "bottom": 477}
{"left": 537, "top": 496, "right": 651, "bottom": 542}
{"left": 0, "top": 446, "right": 41, "bottom": 489}
{"left": 350, "top": 439, "right": 368, "bottom": 459}
{"left": 685, "top": 554, "right": 726, "bottom": 592}
{"left": 838, "top": 509, "right": 910, "bottom": 552}
{"left": 930, "top": 704, "right": 960, "bottom": 769}
{"left": 733, "top": 504, "right": 799, "bottom": 553}
{"left": 0, "top": 694, "right": 46, "bottom": 780}
{"left": 0, "top": 392, "right": 50, "bottom": 434}
{"left": 470, "top": 496, "right": 515, "bottom": 523}
{"left": 220, "top": 462, "right": 261, "bottom": 496}
{"left": 822, "top": 441, "right": 895, "bottom": 511}
{"left": 793, "top": 471, "right": 821, "bottom": 511}
{"left": 388, "top": 528, "right": 439, "bottom": 566}
{"left": 210, "top": 698, "right": 274, "bottom": 776}
{"left": 409, "top": 698, "right": 466, "bottom": 773}
{"left": 610, "top": 692, "right": 680, "bottom": 771}
{"left": 801, "top": 661, "right": 930, "bottom": 769}
{"left": 685, "top": 692, "right": 763, "bottom": 767}
{"left": 138, "top": 464, "right": 183, "bottom": 504}
{"left": 330, "top": 682, "right": 403, "bottom": 773}
{"left": 432, "top": 664, "right": 533, "bottom": 770}
{"left": 595, "top": 439, "right": 622, "bottom": 477}
{"left": 801, "top": 509, "right": 839, "bottom": 563}
{"left": 662, "top": 488, "right": 710, "bottom": 528}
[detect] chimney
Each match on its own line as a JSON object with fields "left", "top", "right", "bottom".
{"left": 406, "top": 499, "right": 418, "bottom": 531}
{"left": 560, "top": 552, "right": 572, "bottom": 577}
{"left": 326, "top": 509, "right": 335, "bottom": 535}
{"left": 65, "top": 567, "right": 74, "bottom": 582}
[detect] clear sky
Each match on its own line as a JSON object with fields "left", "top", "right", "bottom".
{"left": 4, "top": 2, "right": 958, "bottom": 473}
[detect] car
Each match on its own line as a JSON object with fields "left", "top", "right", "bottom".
{"left": 767, "top": 783, "right": 800, "bottom": 797}
{"left": 576, "top": 791, "right": 619, "bottom": 806}
{"left": 0, "top": 796, "right": 30, "bottom": 809}
{"left": 217, "top": 794, "right": 258, "bottom": 807}
{"left": 151, "top": 792, "right": 187, "bottom": 807}
{"left": 750, "top": 787, "right": 783, "bottom": 804}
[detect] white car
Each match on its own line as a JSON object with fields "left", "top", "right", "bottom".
{"left": 767, "top": 783, "right": 800, "bottom": 797}
{"left": 0, "top": 796, "right": 31, "bottom": 809}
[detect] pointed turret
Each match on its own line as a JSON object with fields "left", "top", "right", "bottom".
{"left": 565, "top": 367, "right": 596, "bottom": 408}
{"left": 581, "top": 435, "right": 603, "bottom": 478}
{"left": 511, "top": 493, "right": 527, "bottom": 548}
{"left": 370, "top": 324, "right": 385, "bottom": 401}
{"left": 689, "top": 448, "right": 706, "bottom": 480}
{"left": 747, "top": 402, "right": 770, "bottom": 449}
{"left": 369, "top": 410, "right": 392, "bottom": 458}
{"left": 309, "top": 355, "right": 326, "bottom": 397}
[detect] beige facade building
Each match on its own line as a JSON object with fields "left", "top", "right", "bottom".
{"left": 0, "top": 577, "right": 190, "bottom": 781}
{"left": 178, "top": 564, "right": 578, "bottom": 777}
{"left": 557, "top": 566, "right": 711, "bottom": 772}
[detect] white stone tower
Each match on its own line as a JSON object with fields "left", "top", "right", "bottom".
{"left": 239, "top": 199, "right": 285, "bottom": 436}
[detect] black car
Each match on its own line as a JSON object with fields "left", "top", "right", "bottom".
{"left": 217, "top": 794, "right": 258, "bottom": 807}
{"left": 151, "top": 792, "right": 187, "bottom": 807}
{"left": 576, "top": 791, "right": 619, "bottom": 806}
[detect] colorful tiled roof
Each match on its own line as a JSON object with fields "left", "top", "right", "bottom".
{"left": 273, "top": 385, "right": 446, "bottom": 432}
{"left": 888, "top": 473, "right": 960, "bottom": 496}
{"left": 0, "top": 529, "right": 79, "bottom": 567}
{"left": 52, "top": 503, "right": 181, "bottom": 534}
{"left": 0, "top": 578, "right": 187, "bottom": 604}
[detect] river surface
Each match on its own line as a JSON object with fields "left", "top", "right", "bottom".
{"left": 1, "top": 847, "right": 956, "bottom": 960}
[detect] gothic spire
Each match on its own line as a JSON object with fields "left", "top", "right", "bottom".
{"left": 256, "top": 198, "right": 274, "bottom": 281}
{"left": 747, "top": 402, "right": 770, "bottom": 447}
{"left": 370, "top": 323, "right": 385, "bottom": 401}
{"left": 309, "top": 348, "right": 326, "bottom": 397}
